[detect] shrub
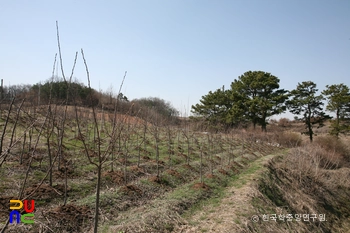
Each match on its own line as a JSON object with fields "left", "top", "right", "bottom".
{"left": 278, "top": 118, "right": 290, "bottom": 127}
{"left": 274, "top": 131, "right": 302, "bottom": 147}
{"left": 285, "top": 143, "right": 342, "bottom": 180}
{"left": 313, "top": 135, "right": 349, "bottom": 157}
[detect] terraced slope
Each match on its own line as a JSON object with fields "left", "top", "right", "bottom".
{"left": 0, "top": 111, "right": 282, "bottom": 233}
{"left": 100, "top": 142, "right": 282, "bottom": 232}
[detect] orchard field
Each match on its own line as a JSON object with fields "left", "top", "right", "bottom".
{"left": 0, "top": 103, "right": 284, "bottom": 232}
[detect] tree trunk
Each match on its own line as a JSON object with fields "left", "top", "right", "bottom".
{"left": 93, "top": 164, "right": 102, "bottom": 233}
{"left": 47, "top": 134, "right": 52, "bottom": 186}
{"left": 336, "top": 108, "right": 340, "bottom": 138}
{"left": 309, "top": 125, "right": 313, "bottom": 141}
{"left": 156, "top": 140, "right": 160, "bottom": 177}
{"left": 20, "top": 133, "right": 26, "bottom": 165}
{"left": 307, "top": 118, "right": 313, "bottom": 142}
{"left": 261, "top": 114, "right": 267, "bottom": 132}
{"left": 200, "top": 149, "right": 203, "bottom": 184}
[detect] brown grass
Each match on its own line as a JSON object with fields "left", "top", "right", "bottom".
{"left": 232, "top": 127, "right": 303, "bottom": 149}
{"left": 313, "top": 135, "right": 349, "bottom": 156}
{"left": 248, "top": 138, "right": 350, "bottom": 232}
{"left": 278, "top": 117, "right": 291, "bottom": 127}
{"left": 274, "top": 131, "right": 303, "bottom": 147}
{"left": 192, "top": 182, "right": 210, "bottom": 190}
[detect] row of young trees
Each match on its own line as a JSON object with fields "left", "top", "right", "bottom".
{"left": 191, "top": 71, "right": 350, "bottom": 141}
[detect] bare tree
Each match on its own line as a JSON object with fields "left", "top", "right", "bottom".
{"left": 0, "top": 98, "right": 25, "bottom": 167}
{"left": 148, "top": 110, "right": 163, "bottom": 178}
{"left": 182, "top": 126, "right": 195, "bottom": 166}
{"left": 199, "top": 142, "right": 204, "bottom": 184}
{"left": 46, "top": 54, "right": 58, "bottom": 186}
{"left": 74, "top": 48, "right": 127, "bottom": 233}
{"left": 166, "top": 125, "right": 175, "bottom": 168}
{"left": 207, "top": 133, "right": 214, "bottom": 175}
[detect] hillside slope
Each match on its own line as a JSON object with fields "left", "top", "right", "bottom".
{"left": 176, "top": 149, "right": 350, "bottom": 233}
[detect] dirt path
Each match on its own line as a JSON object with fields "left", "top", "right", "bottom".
{"left": 175, "top": 153, "right": 281, "bottom": 233}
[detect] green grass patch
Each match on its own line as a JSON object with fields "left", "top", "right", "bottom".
{"left": 33, "top": 169, "right": 46, "bottom": 180}
{"left": 182, "top": 153, "right": 282, "bottom": 223}
{"left": 70, "top": 180, "right": 96, "bottom": 198}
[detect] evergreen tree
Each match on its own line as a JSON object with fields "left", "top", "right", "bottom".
{"left": 192, "top": 71, "right": 288, "bottom": 131}
{"left": 230, "top": 71, "right": 288, "bottom": 131}
{"left": 322, "top": 83, "right": 350, "bottom": 137}
{"left": 191, "top": 88, "right": 233, "bottom": 129}
{"left": 287, "top": 81, "right": 331, "bottom": 142}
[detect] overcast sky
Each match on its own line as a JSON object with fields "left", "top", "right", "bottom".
{"left": 1, "top": 0, "right": 349, "bottom": 119}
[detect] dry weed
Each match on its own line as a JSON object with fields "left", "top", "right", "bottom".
{"left": 278, "top": 117, "right": 291, "bottom": 127}
{"left": 314, "top": 135, "right": 349, "bottom": 156}
{"left": 274, "top": 131, "right": 302, "bottom": 147}
{"left": 253, "top": 145, "right": 350, "bottom": 233}
{"left": 284, "top": 143, "right": 343, "bottom": 181}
